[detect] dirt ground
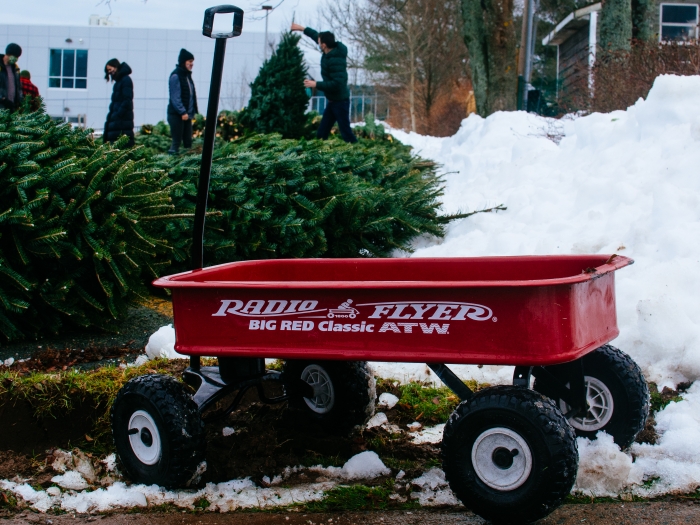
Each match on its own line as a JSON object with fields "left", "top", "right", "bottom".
{"left": 0, "top": 298, "right": 173, "bottom": 367}
{"left": 3, "top": 502, "right": 700, "bottom": 525}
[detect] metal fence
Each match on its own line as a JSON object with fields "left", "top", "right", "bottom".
{"left": 308, "top": 94, "right": 389, "bottom": 123}
{"left": 45, "top": 94, "right": 389, "bottom": 131}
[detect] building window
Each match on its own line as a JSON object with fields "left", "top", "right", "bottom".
{"left": 660, "top": 4, "right": 699, "bottom": 42}
{"left": 49, "top": 49, "right": 88, "bottom": 89}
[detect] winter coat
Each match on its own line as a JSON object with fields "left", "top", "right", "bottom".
{"left": 168, "top": 65, "right": 198, "bottom": 117}
{"left": 104, "top": 62, "right": 135, "bottom": 143}
{"left": 303, "top": 28, "right": 350, "bottom": 101}
{"left": 20, "top": 76, "right": 39, "bottom": 99}
{"left": 0, "top": 55, "right": 22, "bottom": 110}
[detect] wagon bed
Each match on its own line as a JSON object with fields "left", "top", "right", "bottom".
{"left": 153, "top": 254, "right": 632, "bottom": 366}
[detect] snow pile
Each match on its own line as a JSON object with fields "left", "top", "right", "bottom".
{"left": 574, "top": 433, "right": 642, "bottom": 497}
{"left": 573, "top": 382, "right": 700, "bottom": 497}
{"left": 144, "top": 324, "right": 186, "bottom": 360}
{"left": 388, "top": 74, "right": 700, "bottom": 390}
{"left": 630, "top": 381, "right": 700, "bottom": 496}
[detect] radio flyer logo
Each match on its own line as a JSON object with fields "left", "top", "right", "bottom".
{"left": 212, "top": 298, "right": 494, "bottom": 335}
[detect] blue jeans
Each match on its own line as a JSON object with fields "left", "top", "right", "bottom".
{"left": 317, "top": 99, "right": 357, "bottom": 143}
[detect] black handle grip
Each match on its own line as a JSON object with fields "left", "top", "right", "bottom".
{"left": 203, "top": 5, "right": 244, "bottom": 38}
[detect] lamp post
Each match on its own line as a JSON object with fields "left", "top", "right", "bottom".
{"left": 262, "top": 5, "right": 273, "bottom": 60}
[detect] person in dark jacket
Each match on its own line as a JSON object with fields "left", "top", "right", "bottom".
{"left": 103, "top": 59, "right": 135, "bottom": 147}
{"left": 291, "top": 24, "right": 356, "bottom": 143}
{"left": 0, "top": 43, "right": 23, "bottom": 112}
{"left": 167, "top": 49, "right": 198, "bottom": 154}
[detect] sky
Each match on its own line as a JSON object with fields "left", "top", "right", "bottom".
{"left": 3, "top": 0, "right": 325, "bottom": 34}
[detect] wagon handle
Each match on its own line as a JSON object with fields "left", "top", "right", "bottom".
{"left": 192, "top": 5, "right": 244, "bottom": 272}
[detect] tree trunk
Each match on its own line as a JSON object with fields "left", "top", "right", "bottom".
{"left": 600, "top": 0, "right": 633, "bottom": 51}
{"left": 407, "top": 16, "right": 417, "bottom": 132}
{"left": 460, "top": 0, "right": 517, "bottom": 116}
{"left": 631, "top": 0, "right": 652, "bottom": 41}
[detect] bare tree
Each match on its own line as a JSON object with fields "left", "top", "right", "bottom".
{"left": 461, "top": 0, "right": 518, "bottom": 115}
{"left": 321, "top": 0, "right": 469, "bottom": 133}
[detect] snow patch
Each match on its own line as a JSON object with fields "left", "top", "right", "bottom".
{"left": 52, "top": 471, "right": 89, "bottom": 491}
{"left": 410, "top": 468, "right": 460, "bottom": 506}
{"left": 340, "top": 451, "right": 390, "bottom": 480}
{"left": 222, "top": 427, "right": 235, "bottom": 437}
{"left": 410, "top": 424, "right": 445, "bottom": 445}
{"left": 377, "top": 392, "right": 399, "bottom": 409}
{"left": 366, "top": 412, "right": 388, "bottom": 429}
{"left": 144, "top": 324, "right": 186, "bottom": 360}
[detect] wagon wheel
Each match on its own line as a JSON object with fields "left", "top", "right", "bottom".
{"left": 111, "top": 375, "right": 206, "bottom": 488}
{"left": 442, "top": 386, "right": 578, "bottom": 525}
{"left": 533, "top": 345, "right": 649, "bottom": 448}
{"left": 283, "top": 360, "right": 376, "bottom": 434}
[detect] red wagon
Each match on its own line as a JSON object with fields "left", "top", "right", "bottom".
{"left": 112, "top": 254, "right": 648, "bottom": 524}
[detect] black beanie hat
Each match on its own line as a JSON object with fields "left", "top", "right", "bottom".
{"left": 5, "top": 43, "right": 22, "bottom": 58}
{"left": 178, "top": 48, "right": 194, "bottom": 66}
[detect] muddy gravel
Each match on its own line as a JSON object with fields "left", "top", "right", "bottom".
{"left": 2, "top": 502, "right": 700, "bottom": 524}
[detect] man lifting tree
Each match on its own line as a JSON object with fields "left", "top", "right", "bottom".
{"left": 291, "top": 23, "right": 357, "bottom": 143}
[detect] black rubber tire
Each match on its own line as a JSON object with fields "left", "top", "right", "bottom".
{"left": 533, "top": 345, "right": 649, "bottom": 449}
{"left": 111, "top": 374, "right": 206, "bottom": 488}
{"left": 442, "top": 386, "right": 578, "bottom": 525}
{"left": 283, "top": 360, "right": 376, "bottom": 434}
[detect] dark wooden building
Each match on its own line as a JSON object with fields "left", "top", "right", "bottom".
{"left": 543, "top": 1, "right": 700, "bottom": 97}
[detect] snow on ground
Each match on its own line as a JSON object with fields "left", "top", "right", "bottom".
{"left": 0, "top": 451, "right": 391, "bottom": 514}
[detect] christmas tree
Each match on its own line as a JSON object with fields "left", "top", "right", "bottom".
{"left": 240, "top": 32, "right": 310, "bottom": 139}
{"left": 0, "top": 109, "right": 172, "bottom": 340}
{"left": 154, "top": 133, "right": 454, "bottom": 272}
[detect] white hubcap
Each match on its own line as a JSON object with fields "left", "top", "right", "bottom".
{"left": 561, "top": 376, "right": 614, "bottom": 432}
{"left": 301, "top": 364, "right": 335, "bottom": 414}
{"left": 128, "top": 410, "right": 162, "bottom": 465}
{"left": 472, "top": 427, "right": 533, "bottom": 491}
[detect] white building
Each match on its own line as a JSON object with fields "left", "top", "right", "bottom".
{"left": 0, "top": 22, "right": 268, "bottom": 130}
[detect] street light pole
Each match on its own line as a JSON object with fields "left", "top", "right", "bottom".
{"left": 263, "top": 5, "right": 273, "bottom": 61}
{"left": 522, "top": 0, "right": 536, "bottom": 112}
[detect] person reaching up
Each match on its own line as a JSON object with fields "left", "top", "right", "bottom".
{"left": 291, "top": 23, "right": 357, "bottom": 143}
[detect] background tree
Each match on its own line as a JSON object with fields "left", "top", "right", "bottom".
{"left": 321, "top": 0, "right": 470, "bottom": 135}
{"left": 631, "top": 0, "right": 652, "bottom": 41}
{"left": 461, "top": 0, "right": 518, "bottom": 116}
{"left": 239, "top": 32, "right": 310, "bottom": 139}
{"left": 599, "top": 0, "right": 633, "bottom": 52}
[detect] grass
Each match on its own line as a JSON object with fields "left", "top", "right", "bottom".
{"left": 298, "top": 453, "right": 346, "bottom": 469}
{"left": 304, "top": 484, "right": 419, "bottom": 512}
{"left": 0, "top": 358, "right": 193, "bottom": 452}
{"left": 648, "top": 382, "right": 684, "bottom": 414}
{"left": 376, "top": 377, "right": 483, "bottom": 425}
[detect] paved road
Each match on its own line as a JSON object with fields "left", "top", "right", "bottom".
{"left": 6, "top": 502, "right": 700, "bottom": 525}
